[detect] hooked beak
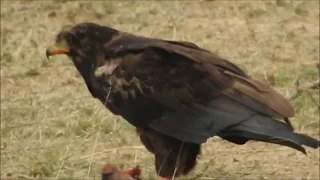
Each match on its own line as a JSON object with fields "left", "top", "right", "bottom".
{"left": 46, "top": 43, "right": 70, "bottom": 59}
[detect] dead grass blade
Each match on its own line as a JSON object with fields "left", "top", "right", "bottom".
{"left": 288, "top": 79, "right": 320, "bottom": 101}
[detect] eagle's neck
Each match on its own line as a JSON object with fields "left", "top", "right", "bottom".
{"left": 69, "top": 56, "right": 93, "bottom": 81}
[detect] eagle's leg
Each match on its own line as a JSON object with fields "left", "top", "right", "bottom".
{"left": 136, "top": 128, "right": 201, "bottom": 179}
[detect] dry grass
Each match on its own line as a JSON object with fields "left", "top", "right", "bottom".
{"left": 1, "top": 1, "right": 319, "bottom": 179}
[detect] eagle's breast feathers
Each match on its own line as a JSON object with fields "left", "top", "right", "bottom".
{"left": 93, "top": 56, "right": 154, "bottom": 107}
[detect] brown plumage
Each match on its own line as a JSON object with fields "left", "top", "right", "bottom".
{"left": 101, "top": 164, "right": 141, "bottom": 180}
{"left": 46, "top": 22, "right": 320, "bottom": 179}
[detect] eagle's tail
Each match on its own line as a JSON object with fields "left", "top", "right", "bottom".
{"left": 219, "top": 114, "right": 320, "bottom": 154}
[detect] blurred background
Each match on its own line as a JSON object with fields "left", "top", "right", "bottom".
{"left": 1, "top": 1, "right": 319, "bottom": 179}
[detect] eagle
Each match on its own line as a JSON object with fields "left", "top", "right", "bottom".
{"left": 46, "top": 22, "right": 320, "bottom": 180}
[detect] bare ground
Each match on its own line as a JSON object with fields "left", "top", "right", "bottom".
{"left": 1, "top": 1, "right": 319, "bottom": 179}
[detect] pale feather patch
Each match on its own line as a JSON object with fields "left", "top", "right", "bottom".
{"left": 129, "top": 89, "right": 136, "bottom": 99}
{"left": 94, "top": 65, "right": 108, "bottom": 77}
{"left": 116, "top": 79, "right": 123, "bottom": 87}
{"left": 122, "top": 78, "right": 130, "bottom": 86}
{"left": 94, "top": 59, "right": 149, "bottom": 100}
{"left": 130, "top": 76, "right": 140, "bottom": 84}
{"left": 135, "top": 83, "right": 144, "bottom": 94}
{"left": 94, "top": 58, "right": 122, "bottom": 77}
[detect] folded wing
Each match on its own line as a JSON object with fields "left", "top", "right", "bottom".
{"left": 102, "top": 34, "right": 319, "bottom": 153}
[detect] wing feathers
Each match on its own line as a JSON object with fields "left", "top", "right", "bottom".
{"left": 104, "top": 34, "right": 295, "bottom": 120}
{"left": 229, "top": 76, "right": 294, "bottom": 118}
{"left": 102, "top": 33, "right": 300, "bottom": 144}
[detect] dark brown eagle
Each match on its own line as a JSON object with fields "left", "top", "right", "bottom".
{"left": 46, "top": 22, "right": 320, "bottom": 180}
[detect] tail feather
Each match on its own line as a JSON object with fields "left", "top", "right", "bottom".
{"left": 219, "top": 114, "right": 320, "bottom": 154}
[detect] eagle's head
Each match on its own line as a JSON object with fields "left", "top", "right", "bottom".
{"left": 46, "top": 22, "right": 118, "bottom": 64}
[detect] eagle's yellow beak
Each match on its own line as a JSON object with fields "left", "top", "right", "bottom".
{"left": 46, "top": 43, "right": 70, "bottom": 59}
